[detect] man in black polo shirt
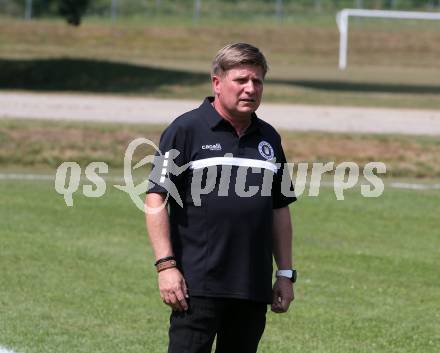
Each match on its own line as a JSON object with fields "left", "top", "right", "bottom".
{"left": 145, "top": 43, "right": 297, "bottom": 353}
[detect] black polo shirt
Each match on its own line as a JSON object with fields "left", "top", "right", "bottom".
{"left": 147, "top": 97, "right": 296, "bottom": 304}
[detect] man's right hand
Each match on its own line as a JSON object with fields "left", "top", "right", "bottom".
{"left": 158, "top": 267, "right": 189, "bottom": 312}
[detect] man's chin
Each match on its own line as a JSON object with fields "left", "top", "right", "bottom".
{"left": 238, "top": 104, "right": 259, "bottom": 113}
{"left": 235, "top": 109, "right": 255, "bottom": 117}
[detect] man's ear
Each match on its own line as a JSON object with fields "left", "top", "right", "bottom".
{"left": 212, "top": 75, "right": 221, "bottom": 96}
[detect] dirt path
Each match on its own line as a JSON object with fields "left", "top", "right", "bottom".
{"left": 1, "top": 91, "right": 440, "bottom": 135}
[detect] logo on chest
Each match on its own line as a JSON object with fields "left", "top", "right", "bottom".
{"left": 201, "top": 143, "right": 222, "bottom": 151}
{"left": 258, "top": 141, "right": 274, "bottom": 160}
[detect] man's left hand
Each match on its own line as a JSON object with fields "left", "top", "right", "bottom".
{"left": 271, "top": 277, "right": 294, "bottom": 313}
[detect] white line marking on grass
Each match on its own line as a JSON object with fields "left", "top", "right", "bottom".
{"left": 0, "top": 173, "right": 125, "bottom": 183}
{"left": 319, "top": 180, "right": 440, "bottom": 190}
{"left": 0, "top": 347, "right": 20, "bottom": 353}
{"left": 390, "top": 182, "right": 440, "bottom": 190}
{"left": 1, "top": 173, "right": 440, "bottom": 191}
{"left": 0, "top": 173, "right": 53, "bottom": 181}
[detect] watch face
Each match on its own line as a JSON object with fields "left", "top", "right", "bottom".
{"left": 291, "top": 270, "right": 297, "bottom": 283}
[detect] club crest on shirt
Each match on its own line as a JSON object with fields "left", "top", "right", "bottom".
{"left": 258, "top": 141, "right": 274, "bottom": 160}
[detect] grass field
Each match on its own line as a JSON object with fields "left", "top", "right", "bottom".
{"left": 0, "top": 176, "right": 439, "bottom": 353}
{"left": 1, "top": 119, "right": 439, "bottom": 353}
{"left": 1, "top": 18, "right": 440, "bottom": 109}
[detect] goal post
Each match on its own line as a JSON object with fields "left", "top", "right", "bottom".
{"left": 336, "top": 9, "right": 440, "bottom": 70}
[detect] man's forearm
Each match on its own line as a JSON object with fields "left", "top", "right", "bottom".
{"left": 145, "top": 193, "right": 174, "bottom": 260}
{"left": 272, "top": 206, "right": 293, "bottom": 269}
{"left": 145, "top": 193, "right": 189, "bottom": 312}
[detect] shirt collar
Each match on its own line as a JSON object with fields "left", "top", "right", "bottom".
{"left": 200, "top": 96, "right": 261, "bottom": 134}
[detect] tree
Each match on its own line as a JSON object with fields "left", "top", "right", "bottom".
{"left": 58, "top": 0, "right": 90, "bottom": 26}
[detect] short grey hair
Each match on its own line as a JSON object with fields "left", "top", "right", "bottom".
{"left": 211, "top": 43, "right": 268, "bottom": 78}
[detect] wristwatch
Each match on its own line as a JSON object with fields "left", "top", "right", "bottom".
{"left": 276, "top": 269, "right": 297, "bottom": 283}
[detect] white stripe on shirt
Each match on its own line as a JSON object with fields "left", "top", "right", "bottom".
{"left": 189, "top": 157, "right": 278, "bottom": 173}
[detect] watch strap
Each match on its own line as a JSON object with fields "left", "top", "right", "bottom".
{"left": 276, "top": 270, "right": 293, "bottom": 277}
{"left": 276, "top": 269, "right": 297, "bottom": 283}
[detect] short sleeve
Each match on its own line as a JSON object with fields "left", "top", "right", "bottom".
{"left": 146, "top": 123, "right": 188, "bottom": 195}
{"left": 272, "top": 142, "right": 297, "bottom": 209}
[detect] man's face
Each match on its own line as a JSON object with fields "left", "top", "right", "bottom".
{"left": 212, "top": 64, "right": 264, "bottom": 120}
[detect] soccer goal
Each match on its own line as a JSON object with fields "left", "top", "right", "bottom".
{"left": 336, "top": 9, "right": 440, "bottom": 70}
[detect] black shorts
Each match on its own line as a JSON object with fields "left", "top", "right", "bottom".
{"left": 168, "top": 296, "right": 267, "bottom": 353}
